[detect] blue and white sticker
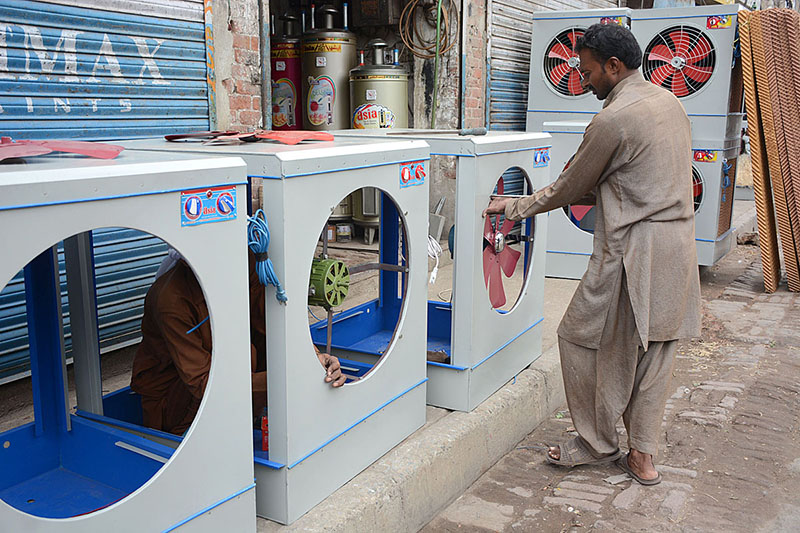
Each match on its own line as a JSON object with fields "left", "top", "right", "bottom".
{"left": 400, "top": 160, "right": 426, "bottom": 188}
{"left": 533, "top": 148, "right": 550, "bottom": 168}
{"left": 181, "top": 186, "right": 238, "bottom": 227}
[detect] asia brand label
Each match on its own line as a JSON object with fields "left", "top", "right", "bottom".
{"left": 181, "top": 186, "right": 237, "bottom": 227}
{"left": 307, "top": 75, "right": 335, "bottom": 126}
{"left": 271, "top": 46, "right": 299, "bottom": 59}
{"left": 352, "top": 103, "right": 395, "bottom": 129}
{"left": 693, "top": 150, "right": 718, "bottom": 163}
{"left": 533, "top": 147, "right": 550, "bottom": 167}
{"left": 707, "top": 15, "right": 733, "bottom": 29}
{"left": 272, "top": 78, "right": 297, "bottom": 128}
{"left": 400, "top": 161, "right": 426, "bottom": 188}
{"left": 303, "top": 43, "right": 342, "bottom": 53}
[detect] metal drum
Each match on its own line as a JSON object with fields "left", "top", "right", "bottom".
{"left": 349, "top": 39, "right": 409, "bottom": 129}
{"left": 301, "top": 6, "right": 356, "bottom": 130}
{"left": 271, "top": 15, "right": 302, "bottom": 130}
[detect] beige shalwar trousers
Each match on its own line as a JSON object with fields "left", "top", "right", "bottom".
{"left": 557, "top": 277, "right": 677, "bottom": 458}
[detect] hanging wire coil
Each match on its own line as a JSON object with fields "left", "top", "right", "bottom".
{"left": 248, "top": 209, "right": 288, "bottom": 303}
{"left": 399, "top": 0, "right": 459, "bottom": 59}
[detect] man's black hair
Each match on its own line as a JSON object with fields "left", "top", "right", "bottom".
{"left": 575, "top": 23, "right": 642, "bottom": 70}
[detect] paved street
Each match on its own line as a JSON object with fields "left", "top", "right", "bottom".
{"left": 423, "top": 244, "right": 800, "bottom": 532}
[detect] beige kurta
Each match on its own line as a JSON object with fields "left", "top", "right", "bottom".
{"left": 506, "top": 72, "right": 701, "bottom": 350}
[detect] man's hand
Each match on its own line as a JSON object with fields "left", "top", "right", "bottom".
{"left": 317, "top": 351, "right": 346, "bottom": 388}
{"left": 482, "top": 196, "right": 512, "bottom": 218}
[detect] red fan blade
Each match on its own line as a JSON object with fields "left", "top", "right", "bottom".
{"left": 484, "top": 215, "right": 495, "bottom": 246}
{"left": 482, "top": 246, "right": 495, "bottom": 287}
{"left": 499, "top": 217, "right": 515, "bottom": 236}
{"left": 548, "top": 43, "right": 572, "bottom": 61}
{"left": 498, "top": 245, "right": 521, "bottom": 278}
{"left": 693, "top": 180, "right": 703, "bottom": 198}
{"left": 21, "top": 140, "right": 124, "bottom": 159}
{"left": 649, "top": 64, "right": 674, "bottom": 87}
{"left": 647, "top": 44, "right": 674, "bottom": 63}
{"left": 0, "top": 142, "right": 53, "bottom": 161}
{"left": 669, "top": 30, "right": 691, "bottom": 57}
{"left": 548, "top": 62, "right": 571, "bottom": 87}
{"left": 496, "top": 177, "right": 504, "bottom": 196}
{"left": 567, "top": 69, "right": 583, "bottom": 95}
{"left": 255, "top": 130, "right": 334, "bottom": 145}
{"left": 671, "top": 70, "right": 690, "bottom": 97}
{"left": 683, "top": 64, "right": 712, "bottom": 84}
{"left": 570, "top": 205, "right": 593, "bottom": 222}
{"left": 686, "top": 36, "right": 713, "bottom": 63}
{"left": 486, "top": 255, "right": 506, "bottom": 309}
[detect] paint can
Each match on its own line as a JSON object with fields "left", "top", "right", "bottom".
{"left": 350, "top": 40, "right": 409, "bottom": 129}
{"left": 271, "top": 15, "right": 303, "bottom": 130}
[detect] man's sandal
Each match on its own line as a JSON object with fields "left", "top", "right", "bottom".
{"left": 615, "top": 452, "right": 662, "bottom": 485}
{"left": 545, "top": 436, "right": 622, "bottom": 467}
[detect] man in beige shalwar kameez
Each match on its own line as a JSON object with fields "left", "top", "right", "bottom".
{"left": 485, "top": 23, "right": 701, "bottom": 485}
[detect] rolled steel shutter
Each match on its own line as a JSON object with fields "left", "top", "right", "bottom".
{"left": 0, "top": 0, "right": 210, "bottom": 382}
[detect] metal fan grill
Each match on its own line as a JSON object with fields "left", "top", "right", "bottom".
{"left": 543, "top": 27, "right": 587, "bottom": 97}
{"left": 693, "top": 165, "right": 704, "bottom": 212}
{"left": 643, "top": 25, "right": 716, "bottom": 97}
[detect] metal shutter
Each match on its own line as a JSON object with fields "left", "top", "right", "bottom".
{"left": 0, "top": 0, "right": 210, "bottom": 382}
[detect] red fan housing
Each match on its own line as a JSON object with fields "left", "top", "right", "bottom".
{"left": 543, "top": 28, "right": 587, "bottom": 97}
{"left": 642, "top": 26, "right": 716, "bottom": 98}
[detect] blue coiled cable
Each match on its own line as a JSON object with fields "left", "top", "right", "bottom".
{"left": 248, "top": 209, "right": 288, "bottom": 304}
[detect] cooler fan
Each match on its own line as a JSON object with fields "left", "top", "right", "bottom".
{"left": 483, "top": 180, "right": 522, "bottom": 309}
{"left": 544, "top": 28, "right": 587, "bottom": 97}
{"left": 692, "top": 165, "right": 704, "bottom": 212}
{"left": 642, "top": 26, "right": 716, "bottom": 97}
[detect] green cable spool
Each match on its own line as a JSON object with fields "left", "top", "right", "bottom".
{"left": 308, "top": 258, "right": 350, "bottom": 309}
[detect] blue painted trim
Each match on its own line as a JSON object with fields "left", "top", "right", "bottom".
{"left": 528, "top": 109, "right": 597, "bottom": 114}
{"left": 432, "top": 145, "right": 553, "bottom": 158}
{"left": 186, "top": 316, "right": 209, "bottom": 334}
{"left": 0, "top": 181, "right": 248, "bottom": 212}
{"left": 547, "top": 250, "right": 592, "bottom": 256}
{"left": 471, "top": 317, "right": 544, "bottom": 370}
{"left": 74, "top": 410, "right": 182, "bottom": 444}
{"left": 247, "top": 174, "right": 282, "bottom": 180}
{"left": 632, "top": 13, "right": 737, "bottom": 21}
{"left": 426, "top": 361, "right": 468, "bottom": 371}
{"left": 543, "top": 131, "right": 584, "bottom": 135}
{"left": 283, "top": 157, "right": 431, "bottom": 179}
{"left": 161, "top": 482, "right": 256, "bottom": 532}
{"left": 287, "top": 378, "right": 428, "bottom": 469}
{"left": 254, "top": 456, "right": 284, "bottom": 469}
{"left": 533, "top": 15, "right": 628, "bottom": 21}
{"left": 697, "top": 228, "right": 732, "bottom": 243}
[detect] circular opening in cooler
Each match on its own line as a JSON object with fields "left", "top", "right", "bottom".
{"left": 306, "top": 187, "right": 409, "bottom": 384}
{"left": 642, "top": 25, "right": 716, "bottom": 98}
{"left": 543, "top": 27, "right": 588, "bottom": 97}
{"left": 0, "top": 228, "right": 211, "bottom": 519}
{"left": 482, "top": 168, "right": 536, "bottom": 313}
{"left": 693, "top": 165, "right": 705, "bottom": 212}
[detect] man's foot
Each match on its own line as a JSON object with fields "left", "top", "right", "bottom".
{"left": 546, "top": 437, "right": 621, "bottom": 467}
{"left": 626, "top": 449, "right": 659, "bottom": 481}
{"left": 616, "top": 449, "right": 662, "bottom": 485}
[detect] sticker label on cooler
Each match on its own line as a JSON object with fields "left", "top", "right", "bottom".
{"left": 272, "top": 78, "right": 297, "bottom": 128}
{"left": 707, "top": 15, "right": 733, "bottom": 29}
{"left": 400, "top": 161, "right": 426, "bottom": 188}
{"left": 352, "top": 103, "right": 395, "bottom": 128}
{"left": 693, "top": 150, "right": 718, "bottom": 163}
{"left": 307, "top": 75, "right": 335, "bottom": 126}
{"left": 181, "top": 186, "right": 237, "bottom": 227}
{"left": 533, "top": 147, "right": 550, "bottom": 167}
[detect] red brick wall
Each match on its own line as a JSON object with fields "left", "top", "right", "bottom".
{"left": 463, "top": 1, "right": 487, "bottom": 128}
{"left": 214, "top": 0, "right": 265, "bottom": 131}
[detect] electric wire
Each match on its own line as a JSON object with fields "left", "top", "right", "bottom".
{"left": 399, "top": 0, "right": 459, "bottom": 59}
{"left": 428, "top": 234, "right": 442, "bottom": 284}
{"left": 248, "top": 209, "right": 288, "bottom": 303}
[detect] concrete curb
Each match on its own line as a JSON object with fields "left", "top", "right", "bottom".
{"left": 258, "top": 345, "right": 565, "bottom": 532}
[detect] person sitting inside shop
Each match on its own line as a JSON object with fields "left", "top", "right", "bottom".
{"left": 131, "top": 250, "right": 346, "bottom": 435}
